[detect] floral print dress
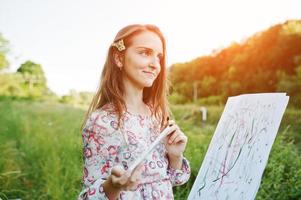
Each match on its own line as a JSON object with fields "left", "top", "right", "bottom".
{"left": 78, "top": 104, "right": 191, "bottom": 200}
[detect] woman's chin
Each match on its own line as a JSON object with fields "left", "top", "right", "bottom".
{"left": 143, "top": 80, "right": 155, "bottom": 88}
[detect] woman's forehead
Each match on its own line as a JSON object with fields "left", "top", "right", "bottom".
{"left": 130, "top": 31, "right": 163, "bottom": 54}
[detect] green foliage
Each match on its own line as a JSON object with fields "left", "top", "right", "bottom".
{"left": 281, "top": 20, "right": 301, "bottom": 36}
{"left": 279, "top": 107, "right": 301, "bottom": 149}
{"left": 0, "top": 101, "right": 300, "bottom": 199}
{"left": 168, "top": 92, "right": 187, "bottom": 104}
{"left": 277, "top": 65, "right": 301, "bottom": 107}
{"left": 0, "top": 60, "right": 55, "bottom": 101}
{"left": 0, "top": 54, "right": 9, "bottom": 70}
{"left": 256, "top": 133, "right": 301, "bottom": 200}
{"left": 196, "top": 95, "right": 225, "bottom": 106}
{"left": 0, "top": 33, "right": 9, "bottom": 70}
{"left": 0, "top": 100, "right": 84, "bottom": 199}
{"left": 172, "top": 82, "right": 194, "bottom": 102}
{"left": 17, "top": 61, "right": 45, "bottom": 76}
{"left": 171, "top": 104, "right": 301, "bottom": 200}
{"left": 16, "top": 61, "right": 47, "bottom": 96}
{"left": 0, "top": 73, "right": 26, "bottom": 97}
{"left": 170, "top": 20, "right": 301, "bottom": 106}
{"left": 0, "top": 33, "right": 56, "bottom": 101}
{"left": 198, "top": 76, "right": 218, "bottom": 97}
{"left": 60, "top": 90, "right": 94, "bottom": 108}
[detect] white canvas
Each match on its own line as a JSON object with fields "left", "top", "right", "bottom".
{"left": 188, "top": 93, "right": 289, "bottom": 200}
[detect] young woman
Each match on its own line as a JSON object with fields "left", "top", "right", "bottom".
{"left": 78, "top": 24, "right": 190, "bottom": 200}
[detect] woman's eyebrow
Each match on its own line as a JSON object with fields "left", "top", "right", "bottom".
{"left": 136, "top": 46, "right": 163, "bottom": 56}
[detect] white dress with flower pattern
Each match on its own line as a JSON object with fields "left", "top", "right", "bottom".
{"left": 78, "top": 104, "right": 191, "bottom": 200}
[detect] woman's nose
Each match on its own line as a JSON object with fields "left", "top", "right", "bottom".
{"left": 149, "top": 57, "right": 160, "bottom": 70}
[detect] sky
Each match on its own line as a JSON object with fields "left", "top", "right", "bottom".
{"left": 0, "top": 0, "right": 300, "bottom": 95}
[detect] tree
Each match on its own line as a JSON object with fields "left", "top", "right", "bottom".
{"left": 0, "top": 33, "right": 9, "bottom": 71}
{"left": 277, "top": 65, "right": 301, "bottom": 107}
{"left": 16, "top": 61, "right": 47, "bottom": 97}
{"left": 169, "top": 20, "right": 301, "bottom": 105}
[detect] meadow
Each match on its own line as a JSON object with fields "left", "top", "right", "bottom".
{"left": 0, "top": 100, "right": 301, "bottom": 200}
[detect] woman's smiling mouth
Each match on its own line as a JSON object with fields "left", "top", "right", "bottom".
{"left": 143, "top": 71, "right": 156, "bottom": 78}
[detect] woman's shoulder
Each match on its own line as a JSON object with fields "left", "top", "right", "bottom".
{"left": 84, "top": 103, "right": 119, "bottom": 132}
{"left": 91, "top": 103, "right": 117, "bottom": 117}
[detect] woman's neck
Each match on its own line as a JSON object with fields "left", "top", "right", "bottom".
{"left": 123, "top": 80, "right": 149, "bottom": 115}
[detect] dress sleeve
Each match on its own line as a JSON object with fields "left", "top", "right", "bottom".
{"left": 167, "top": 156, "right": 191, "bottom": 186}
{"left": 78, "top": 110, "right": 122, "bottom": 200}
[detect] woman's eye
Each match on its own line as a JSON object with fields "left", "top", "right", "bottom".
{"left": 140, "top": 50, "right": 151, "bottom": 56}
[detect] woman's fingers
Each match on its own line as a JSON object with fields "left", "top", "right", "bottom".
{"left": 168, "top": 120, "right": 176, "bottom": 126}
{"left": 111, "top": 165, "right": 129, "bottom": 188}
{"left": 127, "top": 165, "right": 143, "bottom": 190}
{"left": 168, "top": 131, "right": 178, "bottom": 144}
{"left": 111, "top": 164, "right": 144, "bottom": 191}
{"left": 174, "top": 134, "right": 187, "bottom": 144}
{"left": 167, "top": 123, "right": 186, "bottom": 144}
{"left": 112, "top": 174, "right": 128, "bottom": 188}
{"left": 130, "top": 163, "right": 144, "bottom": 182}
{"left": 168, "top": 131, "right": 184, "bottom": 144}
{"left": 111, "top": 165, "right": 125, "bottom": 177}
{"left": 163, "top": 125, "right": 177, "bottom": 144}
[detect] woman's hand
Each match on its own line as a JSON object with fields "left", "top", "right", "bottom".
{"left": 103, "top": 164, "right": 144, "bottom": 199}
{"left": 165, "top": 119, "right": 188, "bottom": 163}
{"left": 111, "top": 164, "right": 144, "bottom": 191}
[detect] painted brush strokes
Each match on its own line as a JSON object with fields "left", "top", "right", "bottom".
{"left": 188, "top": 93, "right": 289, "bottom": 200}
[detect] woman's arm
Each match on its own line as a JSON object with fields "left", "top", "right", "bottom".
{"left": 168, "top": 154, "right": 184, "bottom": 169}
{"left": 78, "top": 111, "right": 121, "bottom": 200}
{"left": 165, "top": 119, "right": 191, "bottom": 186}
{"left": 79, "top": 110, "right": 143, "bottom": 200}
{"left": 167, "top": 156, "right": 191, "bottom": 186}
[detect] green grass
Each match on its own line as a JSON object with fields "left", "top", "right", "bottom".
{"left": 0, "top": 100, "right": 84, "bottom": 199}
{"left": 171, "top": 104, "right": 301, "bottom": 200}
{"left": 0, "top": 100, "right": 301, "bottom": 199}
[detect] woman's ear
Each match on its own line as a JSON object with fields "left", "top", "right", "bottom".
{"left": 113, "top": 52, "right": 123, "bottom": 68}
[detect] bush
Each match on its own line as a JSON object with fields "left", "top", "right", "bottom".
{"left": 1, "top": 101, "right": 300, "bottom": 199}
{"left": 256, "top": 133, "right": 301, "bottom": 200}
{"left": 169, "top": 104, "right": 301, "bottom": 199}
{"left": 196, "top": 95, "right": 225, "bottom": 106}
{"left": 168, "top": 92, "right": 188, "bottom": 104}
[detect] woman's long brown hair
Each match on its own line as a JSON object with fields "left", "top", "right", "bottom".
{"left": 82, "top": 24, "right": 170, "bottom": 130}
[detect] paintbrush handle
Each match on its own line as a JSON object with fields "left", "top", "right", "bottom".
{"left": 128, "top": 125, "right": 173, "bottom": 172}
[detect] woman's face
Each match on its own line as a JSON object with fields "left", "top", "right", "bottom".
{"left": 122, "top": 31, "right": 163, "bottom": 89}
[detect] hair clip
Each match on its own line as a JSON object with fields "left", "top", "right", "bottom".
{"left": 112, "top": 39, "right": 126, "bottom": 51}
